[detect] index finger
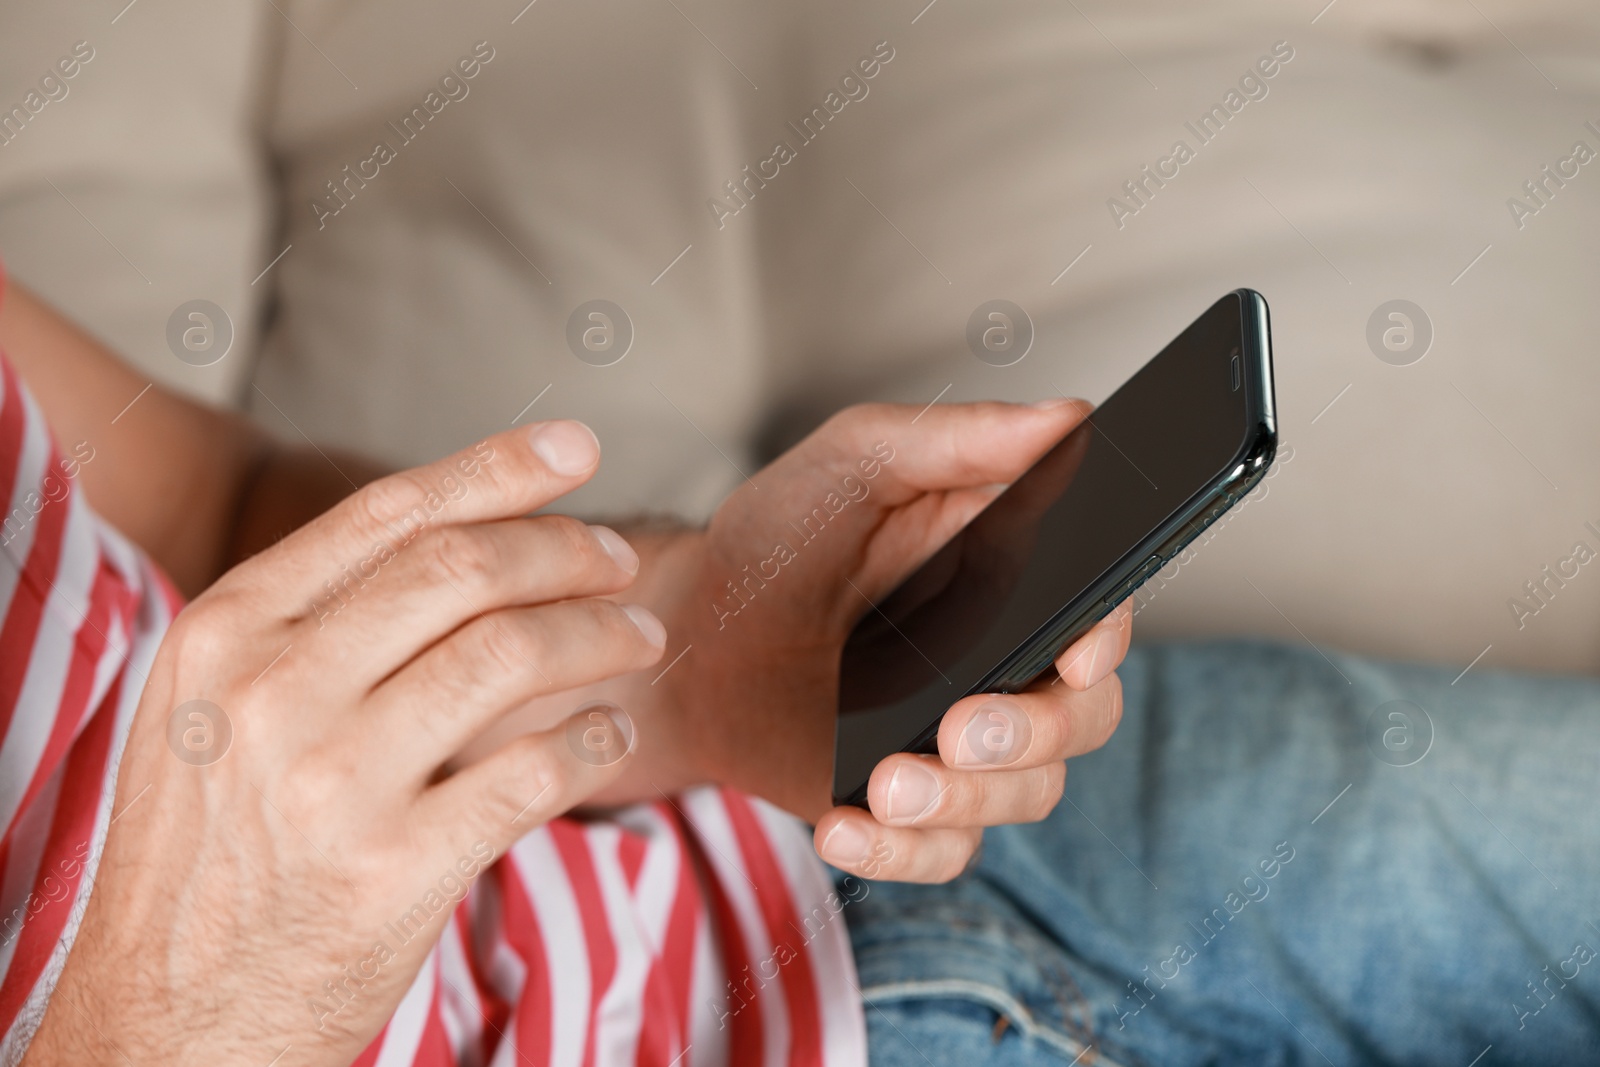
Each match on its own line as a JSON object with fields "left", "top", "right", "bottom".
{"left": 234, "top": 420, "right": 602, "bottom": 612}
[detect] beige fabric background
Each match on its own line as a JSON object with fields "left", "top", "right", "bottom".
{"left": 1, "top": 0, "right": 1598, "bottom": 676}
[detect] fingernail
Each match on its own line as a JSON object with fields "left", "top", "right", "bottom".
{"left": 565, "top": 701, "right": 635, "bottom": 766}
{"left": 955, "top": 699, "right": 1032, "bottom": 768}
{"left": 590, "top": 525, "right": 639, "bottom": 575}
{"left": 884, "top": 761, "right": 943, "bottom": 824}
{"left": 1083, "top": 628, "right": 1121, "bottom": 688}
{"left": 529, "top": 420, "right": 600, "bottom": 475}
{"left": 621, "top": 604, "right": 667, "bottom": 649}
{"left": 819, "top": 820, "right": 875, "bottom": 866}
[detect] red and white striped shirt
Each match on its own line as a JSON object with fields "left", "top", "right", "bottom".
{"left": 0, "top": 278, "right": 866, "bottom": 1066}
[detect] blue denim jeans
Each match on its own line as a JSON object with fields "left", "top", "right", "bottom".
{"left": 847, "top": 639, "right": 1600, "bottom": 1066}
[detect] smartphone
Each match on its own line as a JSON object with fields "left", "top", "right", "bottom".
{"left": 832, "top": 289, "right": 1278, "bottom": 807}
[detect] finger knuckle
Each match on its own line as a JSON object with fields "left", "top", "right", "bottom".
{"left": 480, "top": 736, "right": 567, "bottom": 825}
{"left": 422, "top": 526, "right": 497, "bottom": 595}
{"left": 823, "top": 403, "right": 888, "bottom": 445}
{"left": 476, "top": 617, "right": 538, "bottom": 679}
{"left": 1047, "top": 695, "right": 1082, "bottom": 756}
{"left": 285, "top": 746, "right": 365, "bottom": 822}
{"left": 161, "top": 602, "right": 236, "bottom": 672}
{"left": 414, "top": 650, "right": 478, "bottom": 728}
{"left": 1056, "top": 674, "right": 1122, "bottom": 756}
{"left": 350, "top": 472, "right": 430, "bottom": 535}
{"left": 920, "top": 840, "right": 978, "bottom": 885}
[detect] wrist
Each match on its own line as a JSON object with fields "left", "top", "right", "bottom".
{"left": 517, "top": 523, "right": 714, "bottom": 806}
{"left": 224, "top": 442, "right": 390, "bottom": 576}
{"left": 25, "top": 969, "right": 190, "bottom": 1066}
{"left": 616, "top": 525, "right": 715, "bottom": 787}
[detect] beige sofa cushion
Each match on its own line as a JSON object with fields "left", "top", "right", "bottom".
{"left": 0, "top": 1, "right": 270, "bottom": 405}
{"left": 4, "top": 0, "right": 1599, "bottom": 677}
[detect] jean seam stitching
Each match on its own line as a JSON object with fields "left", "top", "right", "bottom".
{"left": 860, "top": 978, "right": 1128, "bottom": 1067}
{"left": 1041, "top": 955, "right": 1131, "bottom": 1067}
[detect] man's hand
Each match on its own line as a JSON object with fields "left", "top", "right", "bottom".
{"left": 449, "top": 399, "right": 1130, "bottom": 883}
{"left": 653, "top": 399, "right": 1130, "bottom": 882}
{"left": 665, "top": 403, "right": 1139, "bottom": 883}
{"left": 24, "top": 421, "right": 665, "bottom": 1067}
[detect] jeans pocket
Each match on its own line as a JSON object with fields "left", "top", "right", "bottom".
{"left": 848, "top": 882, "right": 1147, "bottom": 1067}
{"left": 862, "top": 978, "right": 1129, "bottom": 1065}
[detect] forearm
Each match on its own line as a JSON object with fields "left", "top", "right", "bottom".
{"left": 223, "top": 444, "right": 390, "bottom": 568}
{"left": 0, "top": 280, "right": 385, "bottom": 595}
{"left": 591, "top": 525, "right": 712, "bottom": 797}
{"left": 2, "top": 278, "right": 715, "bottom": 793}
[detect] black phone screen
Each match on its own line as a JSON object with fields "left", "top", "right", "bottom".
{"left": 833, "top": 293, "right": 1259, "bottom": 797}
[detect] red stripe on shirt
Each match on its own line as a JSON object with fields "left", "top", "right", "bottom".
{"left": 0, "top": 514, "right": 73, "bottom": 790}
{"left": 0, "top": 359, "right": 24, "bottom": 542}
{"left": 350, "top": 1025, "right": 387, "bottom": 1067}
{"left": 0, "top": 670, "right": 119, "bottom": 1030}
{"left": 677, "top": 807, "right": 763, "bottom": 1067}
{"left": 724, "top": 791, "right": 824, "bottom": 1067}
{"left": 550, "top": 820, "right": 619, "bottom": 1067}
{"left": 413, "top": 963, "right": 454, "bottom": 1067}
{"left": 6, "top": 553, "right": 129, "bottom": 838}
{"left": 451, "top": 898, "right": 506, "bottom": 1065}
{"left": 496, "top": 850, "right": 554, "bottom": 1064}
{"left": 635, "top": 809, "right": 700, "bottom": 1067}
{"left": 0, "top": 358, "right": 39, "bottom": 756}
{"left": 0, "top": 343, "right": 865, "bottom": 1067}
{"left": 618, "top": 831, "right": 648, "bottom": 893}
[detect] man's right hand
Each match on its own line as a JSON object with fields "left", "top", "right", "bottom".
{"left": 23, "top": 421, "right": 665, "bottom": 1067}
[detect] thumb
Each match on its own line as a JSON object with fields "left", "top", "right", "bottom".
{"left": 796, "top": 397, "right": 1091, "bottom": 508}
